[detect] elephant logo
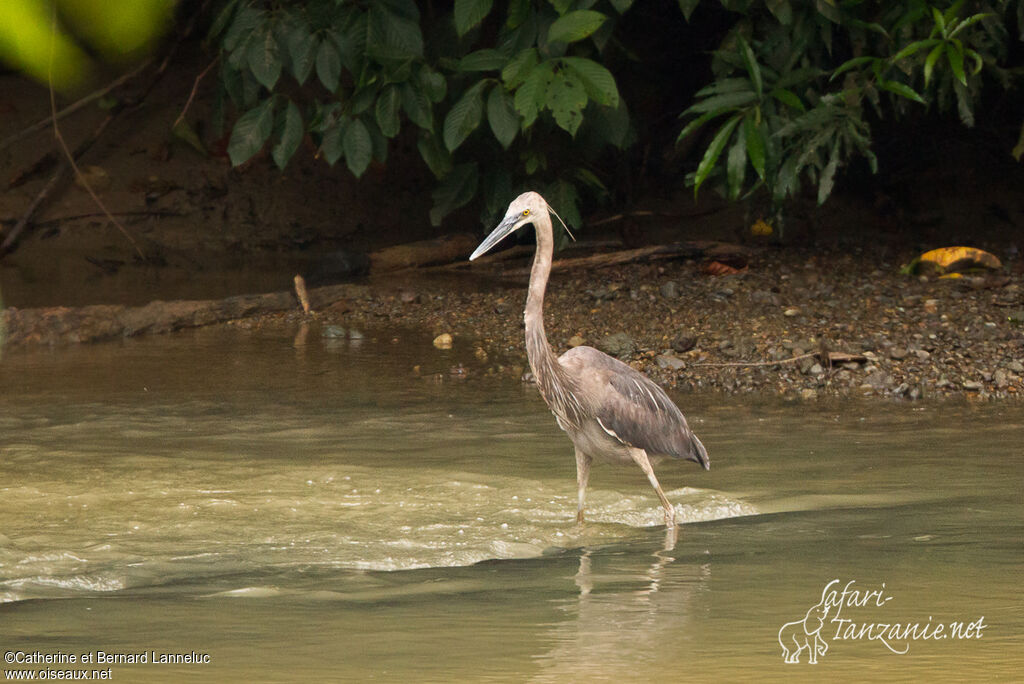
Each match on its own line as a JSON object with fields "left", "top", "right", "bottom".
{"left": 778, "top": 595, "right": 830, "bottom": 664}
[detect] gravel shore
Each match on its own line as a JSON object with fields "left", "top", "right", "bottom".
{"left": 322, "top": 245, "right": 1024, "bottom": 401}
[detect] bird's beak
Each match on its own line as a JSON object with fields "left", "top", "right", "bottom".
{"left": 469, "top": 215, "right": 520, "bottom": 261}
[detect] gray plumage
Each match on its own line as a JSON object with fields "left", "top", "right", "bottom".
{"left": 470, "top": 191, "right": 709, "bottom": 527}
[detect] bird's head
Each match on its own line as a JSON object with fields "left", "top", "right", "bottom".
{"left": 469, "top": 191, "right": 563, "bottom": 261}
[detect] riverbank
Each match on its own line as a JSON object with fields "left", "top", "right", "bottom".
{"left": 306, "top": 244, "right": 1023, "bottom": 401}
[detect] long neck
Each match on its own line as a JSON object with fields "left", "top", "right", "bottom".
{"left": 524, "top": 214, "right": 581, "bottom": 427}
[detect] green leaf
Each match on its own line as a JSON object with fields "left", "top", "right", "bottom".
{"left": 454, "top": 0, "right": 493, "bottom": 37}
{"left": 443, "top": 81, "right": 487, "bottom": 152}
{"left": 369, "top": 4, "right": 424, "bottom": 59}
{"left": 430, "top": 162, "right": 479, "bottom": 226}
{"left": 228, "top": 98, "right": 274, "bottom": 166}
{"left": 726, "top": 128, "right": 746, "bottom": 200}
{"left": 879, "top": 80, "right": 927, "bottom": 105}
{"left": 547, "top": 10, "right": 607, "bottom": 44}
{"left": 743, "top": 116, "right": 765, "bottom": 180}
{"left": 287, "top": 23, "right": 318, "bottom": 85}
{"left": 502, "top": 49, "right": 539, "bottom": 88}
{"left": 208, "top": 0, "right": 240, "bottom": 41}
{"left": 375, "top": 85, "right": 401, "bottom": 138}
{"left": 486, "top": 87, "right": 519, "bottom": 149}
{"left": 514, "top": 63, "right": 553, "bottom": 128}
{"left": 272, "top": 100, "right": 303, "bottom": 170}
{"left": 817, "top": 138, "right": 840, "bottom": 204}
{"left": 546, "top": 70, "right": 588, "bottom": 136}
{"left": 830, "top": 55, "right": 876, "bottom": 82}
{"left": 418, "top": 67, "right": 447, "bottom": 103}
{"left": 315, "top": 39, "right": 341, "bottom": 92}
{"left": 693, "top": 113, "right": 741, "bottom": 196}
{"left": 677, "top": 108, "right": 725, "bottom": 144}
{"left": 343, "top": 117, "right": 373, "bottom": 177}
{"left": 891, "top": 38, "right": 940, "bottom": 64}
{"left": 417, "top": 133, "right": 452, "bottom": 179}
{"left": 401, "top": 82, "right": 434, "bottom": 130}
{"left": 736, "top": 35, "right": 762, "bottom": 99}
{"left": 560, "top": 57, "right": 619, "bottom": 108}
{"left": 608, "top": 0, "right": 634, "bottom": 14}
{"left": 247, "top": 27, "right": 281, "bottom": 90}
{"left": 507, "top": 0, "right": 529, "bottom": 29}
{"left": 685, "top": 90, "right": 757, "bottom": 115}
{"left": 924, "top": 43, "right": 944, "bottom": 87}
{"left": 457, "top": 49, "right": 507, "bottom": 72}
{"left": 946, "top": 43, "right": 967, "bottom": 86}
{"left": 172, "top": 118, "right": 206, "bottom": 155}
{"left": 769, "top": 88, "right": 804, "bottom": 111}
{"left": 677, "top": 0, "right": 701, "bottom": 21}
{"left": 321, "top": 123, "right": 344, "bottom": 166}
{"left": 765, "top": 0, "right": 792, "bottom": 24}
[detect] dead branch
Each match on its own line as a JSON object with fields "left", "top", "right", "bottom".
{"left": 0, "top": 59, "right": 152, "bottom": 154}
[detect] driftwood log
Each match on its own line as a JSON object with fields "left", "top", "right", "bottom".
{"left": 0, "top": 283, "right": 362, "bottom": 347}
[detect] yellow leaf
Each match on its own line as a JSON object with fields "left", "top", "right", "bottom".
{"left": 915, "top": 246, "right": 1002, "bottom": 275}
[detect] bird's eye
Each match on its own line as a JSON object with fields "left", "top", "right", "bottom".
{"left": 522, "top": 209, "right": 531, "bottom": 216}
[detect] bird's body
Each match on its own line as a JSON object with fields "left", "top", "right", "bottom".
{"left": 471, "top": 191, "right": 709, "bottom": 527}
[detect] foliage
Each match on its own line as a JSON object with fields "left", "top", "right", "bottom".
{"left": 677, "top": 0, "right": 1019, "bottom": 210}
{"left": 208, "top": 0, "right": 631, "bottom": 229}
{"left": 205, "top": 0, "right": 1021, "bottom": 230}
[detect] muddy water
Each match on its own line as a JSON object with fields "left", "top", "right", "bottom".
{"left": 1, "top": 324, "right": 1021, "bottom": 682}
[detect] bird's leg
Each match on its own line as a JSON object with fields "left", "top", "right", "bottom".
{"left": 574, "top": 448, "right": 592, "bottom": 524}
{"left": 629, "top": 449, "right": 676, "bottom": 527}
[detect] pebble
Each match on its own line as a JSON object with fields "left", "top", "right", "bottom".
{"left": 784, "top": 307, "right": 800, "bottom": 317}
{"left": 597, "top": 332, "right": 635, "bottom": 359}
{"left": 671, "top": 335, "right": 696, "bottom": 353}
{"left": 656, "top": 354, "right": 686, "bottom": 370}
{"left": 433, "top": 333, "right": 453, "bottom": 349}
{"left": 567, "top": 335, "right": 585, "bottom": 347}
{"left": 660, "top": 281, "right": 679, "bottom": 299}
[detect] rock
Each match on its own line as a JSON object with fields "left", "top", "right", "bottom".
{"left": 567, "top": 335, "right": 585, "bottom": 348}
{"left": 914, "top": 349, "right": 931, "bottom": 361}
{"left": 924, "top": 299, "right": 940, "bottom": 314}
{"left": 963, "top": 380, "right": 983, "bottom": 391}
{"left": 597, "top": 332, "right": 635, "bottom": 359}
{"left": 865, "top": 370, "right": 892, "bottom": 389}
{"left": 671, "top": 335, "right": 696, "bottom": 353}
{"left": 889, "top": 347, "right": 908, "bottom": 360}
{"left": 655, "top": 354, "right": 686, "bottom": 371}
{"left": 800, "top": 388, "right": 818, "bottom": 400}
{"left": 799, "top": 357, "right": 816, "bottom": 374}
{"left": 809, "top": 363, "right": 824, "bottom": 375}
{"left": 1008, "top": 360, "right": 1024, "bottom": 373}
{"left": 660, "top": 281, "right": 679, "bottom": 299}
{"left": 994, "top": 369, "right": 1009, "bottom": 388}
{"left": 433, "top": 333, "right": 453, "bottom": 349}
{"left": 322, "top": 325, "right": 347, "bottom": 338}
{"left": 474, "top": 347, "right": 488, "bottom": 361}
{"left": 784, "top": 307, "right": 801, "bottom": 317}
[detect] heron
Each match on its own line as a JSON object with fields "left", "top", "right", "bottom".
{"left": 470, "top": 191, "right": 710, "bottom": 527}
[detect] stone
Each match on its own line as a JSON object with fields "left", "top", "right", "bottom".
{"left": 963, "top": 380, "right": 983, "bottom": 391}
{"left": 567, "top": 335, "right": 585, "bottom": 348}
{"left": 889, "top": 347, "right": 908, "bottom": 360}
{"left": 784, "top": 307, "right": 801, "bottom": 317}
{"left": 597, "top": 332, "right": 635, "bottom": 359}
{"left": 660, "top": 281, "right": 679, "bottom": 299}
{"left": 655, "top": 355, "right": 686, "bottom": 371}
{"left": 433, "top": 333, "right": 453, "bottom": 349}
{"left": 671, "top": 335, "right": 696, "bottom": 353}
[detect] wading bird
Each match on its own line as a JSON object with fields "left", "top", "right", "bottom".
{"left": 470, "top": 192, "right": 710, "bottom": 527}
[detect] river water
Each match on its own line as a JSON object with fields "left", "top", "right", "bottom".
{"left": 1, "top": 324, "right": 1021, "bottom": 682}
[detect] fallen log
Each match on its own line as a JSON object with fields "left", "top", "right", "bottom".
{"left": 491, "top": 241, "right": 751, "bottom": 276}
{"left": 0, "top": 282, "right": 362, "bottom": 347}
